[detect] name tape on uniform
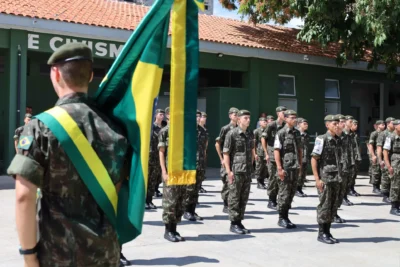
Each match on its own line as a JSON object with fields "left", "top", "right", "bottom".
{"left": 312, "top": 137, "right": 324, "bottom": 155}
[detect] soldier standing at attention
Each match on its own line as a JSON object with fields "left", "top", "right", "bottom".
{"left": 254, "top": 117, "right": 268, "bottom": 189}
{"left": 184, "top": 110, "right": 207, "bottom": 221}
{"left": 350, "top": 119, "right": 362, "bottom": 196}
{"left": 296, "top": 118, "right": 309, "bottom": 197}
{"left": 311, "top": 115, "right": 341, "bottom": 244}
{"left": 368, "top": 120, "right": 385, "bottom": 194}
{"left": 13, "top": 113, "right": 32, "bottom": 153}
{"left": 265, "top": 106, "right": 287, "bottom": 210}
{"left": 383, "top": 120, "right": 400, "bottom": 216}
{"left": 7, "top": 43, "right": 131, "bottom": 266}
{"left": 146, "top": 109, "right": 165, "bottom": 210}
{"left": 343, "top": 116, "right": 357, "bottom": 198}
{"left": 274, "top": 110, "right": 302, "bottom": 228}
{"left": 215, "top": 107, "right": 239, "bottom": 213}
{"left": 199, "top": 112, "right": 209, "bottom": 193}
{"left": 223, "top": 110, "right": 255, "bottom": 234}
{"left": 377, "top": 117, "right": 396, "bottom": 203}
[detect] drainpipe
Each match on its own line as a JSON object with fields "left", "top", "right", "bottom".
{"left": 16, "top": 45, "right": 21, "bottom": 128}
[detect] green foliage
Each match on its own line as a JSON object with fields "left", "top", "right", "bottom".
{"left": 220, "top": 0, "right": 400, "bottom": 77}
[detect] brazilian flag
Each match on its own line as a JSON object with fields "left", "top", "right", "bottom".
{"left": 94, "top": 0, "right": 204, "bottom": 244}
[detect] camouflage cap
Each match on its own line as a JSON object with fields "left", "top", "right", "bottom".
{"left": 345, "top": 115, "right": 354, "bottom": 120}
{"left": 201, "top": 112, "right": 207, "bottom": 117}
{"left": 276, "top": 106, "right": 287, "bottom": 112}
{"left": 25, "top": 113, "right": 32, "bottom": 118}
{"left": 335, "top": 114, "right": 346, "bottom": 121}
{"left": 353, "top": 120, "right": 359, "bottom": 124}
{"left": 165, "top": 107, "right": 170, "bottom": 114}
{"left": 393, "top": 120, "right": 400, "bottom": 125}
{"left": 266, "top": 115, "right": 274, "bottom": 120}
{"left": 325, "top": 114, "right": 339, "bottom": 122}
{"left": 47, "top": 43, "right": 93, "bottom": 65}
{"left": 155, "top": 109, "right": 165, "bottom": 114}
{"left": 238, "top": 110, "right": 251, "bottom": 117}
{"left": 284, "top": 109, "right": 297, "bottom": 116}
{"left": 259, "top": 117, "right": 267, "bottom": 121}
{"left": 375, "top": 120, "right": 384, "bottom": 125}
{"left": 229, "top": 107, "right": 239, "bottom": 114}
{"left": 386, "top": 117, "right": 396, "bottom": 123}
{"left": 298, "top": 118, "right": 308, "bottom": 123}
{"left": 196, "top": 110, "right": 201, "bottom": 116}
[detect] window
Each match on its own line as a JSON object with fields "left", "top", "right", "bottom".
{"left": 278, "top": 98, "right": 297, "bottom": 112}
{"left": 325, "top": 101, "right": 341, "bottom": 115}
{"left": 325, "top": 79, "right": 340, "bottom": 99}
{"left": 278, "top": 75, "right": 296, "bottom": 96}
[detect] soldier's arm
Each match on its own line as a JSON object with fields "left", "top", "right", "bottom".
{"left": 311, "top": 157, "right": 320, "bottom": 181}
{"left": 215, "top": 140, "right": 223, "bottom": 164}
{"left": 159, "top": 147, "right": 167, "bottom": 179}
{"left": 261, "top": 133, "right": 269, "bottom": 162}
{"left": 367, "top": 133, "right": 376, "bottom": 158}
{"left": 377, "top": 146, "right": 384, "bottom": 166}
{"left": 383, "top": 150, "right": 392, "bottom": 175}
{"left": 223, "top": 132, "right": 233, "bottom": 175}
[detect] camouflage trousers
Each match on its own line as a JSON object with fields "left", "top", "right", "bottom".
{"left": 220, "top": 165, "right": 229, "bottom": 204}
{"left": 347, "top": 165, "right": 356, "bottom": 193}
{"left": 254, "top": 156, "right": 268, "bottom": 183}
{"left": 381, "top": 167, "right": 391, "bottom": 195}
{"left": 147, "top": 164, "right": 161, "bottom": 199}
{"left": 369, "top": 160, "right": 381, "bottom": 186}
{"left": 335, "top": 172, "right": 349, "bottom": 212}
{"left": 278, "top": 169, "right": 298, "bottom": 212}
{"left": 297, "top": 163, "right": 308, "bottom": 187}
{"left": 267, "top": 161, "right": 278, "bottom": 199}
{"left": 317, "top": 182, "right": 340, "bottom": 224}
{"left": 162, "top": 184, "right": 194, "bottom": 224}
{"left": 390, "top": 171, "right": 400, "bottom": 202}
{"left": 228, "top": 173, "right": 251, "bottom": 222}
{"left": 186, "top": 170, "right": 206, "bottom": 207}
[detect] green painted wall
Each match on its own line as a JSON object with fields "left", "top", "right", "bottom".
{"left": 0, "top": 48, "right": 9, "bottom": 172}
{"left": 0, "top": 29, "right": 9, "bottom": 48}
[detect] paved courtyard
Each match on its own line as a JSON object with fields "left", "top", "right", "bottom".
{"left": 0, "top": 170, "right": 399, "bottom": 267}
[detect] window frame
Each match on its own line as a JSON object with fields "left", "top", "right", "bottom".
{"left": 324, "top": 79, "right": 341, "bottom": 99}
{"left": 324, "top": 100, "right": 341, "bottom": 114}
{"left": 278, "top": 74, "right": 296, "bottom": 97}
{"left": 278, "top": 97, "right": 298, "bottom": 112}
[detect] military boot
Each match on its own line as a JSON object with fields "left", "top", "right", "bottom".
{"left": 230, "top": 221, "right": 245, "bottom": 234}
{"left": 286, "top": 211, "right": 297, "bottom": 229}
{"left": 326, "top": 223, "right": 339, "bottom": 243}
{"left": 333, "top": 214, "right": 346, "bottom": 223}
{"left": 350, "top": 186, "right": 361, "bottom": 197}
{"left": 120, "top": 252, "right": 130, "bottom": 266}
{"left": 145, "top": 195, "right": 151, "bottom": 210}
{"left": 342, "top": 196, "right": 353, "bottom": 206}
{"left": 267, "top": 196, "right": 278, "bottom": 210}
{"left": 382, "top": 192, "right": 391, "bottom": 204}
{"left": 183, "top": 208, "right": 196, "bottom": 221}
{"left": 223, "top": 200, "right": 229, "bottom": 214}
{"left": 277, "top": 211, "right": 290, "bottom": 228}
{"left": 192, "top": 204, "right": 203, "bottom": 221}
{"left": 295, "top": 186, "right": 307, "bottom": 197}
{"left": 390, "top": 202, "right": 400, "bottom": 216}
{"left": 257, "top": 179, "right": 267, "bottom": 189}
{"left": 238, "top": 221, "right": 251, "bottom": 234}
{"left": 372, "top": 184, "right": 381, "bottom": 194}
{"left": 317, "top": 223, "right": 334, "bottom": 244}
{"left": 164, "top": 224, "right": 179, "bottom": 242}
{"left": 147, "top": 195, "right": 157, "bottom": 209}
{"left": 171, "top": 223, "right": 185, "bottom": 241}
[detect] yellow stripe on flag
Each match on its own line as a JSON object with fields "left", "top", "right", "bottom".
{"left": 45, "top": 106, "right": 118, "bottom": 213}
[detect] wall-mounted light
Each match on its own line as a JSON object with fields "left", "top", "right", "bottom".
{"left": 303, "top": 55, "right": 309, "bottom": 61}
{"left": 217, "top": 53, "right": 224, "bottom": 58}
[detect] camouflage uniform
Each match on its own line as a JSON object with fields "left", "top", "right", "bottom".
{"left": 223, "top": 127, "right": 254, "bottom": 223}
{"left": 350, "top": 129, "right": 362, "bottom": 192}
{"left": 297, "top": 130, "right": 310, "bottom": 188}
{"left": 383, "top": 132, "right": 400, "bottom": 203}
{"left": 7, "top": 93, "right": 130, "bottom": 267}
{"left": 336, "top": 130, "right": 353, "bottom": 210}
{"left": 147, "top": 122, "right": 163, "bottom": 203}
{"left": 368, "top": 130, "right": 381, "bottom": 187}
{"left": 343, "top": 128, "right": 356, "bottom": 194}
{"left": 377, "top": 129, "right": 394, "bottom": 197}
{"left": 13, "top": 126, "right": 25, "bottom": 141}
{"left": 254, "top": 124, "right": 268, "bottom": 186}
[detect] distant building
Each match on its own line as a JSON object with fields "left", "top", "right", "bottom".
{"left": 122, "top": 0, "right": 213, "bottom": 15}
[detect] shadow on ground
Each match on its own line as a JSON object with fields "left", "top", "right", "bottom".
{"left": 339, "top": 237, "right": 400, "bottom": 243}
{"left": 131, "top": 256, "right": 219, "bottom": 266}
{"left": 185, "top": 233, "right": 255, "bottom": 242}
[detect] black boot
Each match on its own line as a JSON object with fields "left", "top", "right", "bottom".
{"left": 257, "top": 179, "right": 267, "bottom": 189}
{"left": 154, "top": 184, "right": 163, "bottom": 197}
{"left": 145, "top": 202, "right": 151, "bottom": 210}
{"left": 277, "top": 211, "right": 290, "bottom": 228}
{"left": 147, "top": 195, "right": 157, "bottom": 209}
{"left": 295, "top": 186, "right": 307, "bottom": 197}
{"left": 238, "top": 220, "right": 251, "bottom": 234}
{"left": 333, "top": 214, "right": 346, "bottom": 223}
{"left": 326, "top": 223, "right": 339, "bottom": 243}
{"left": 351, "top": 186, "right": 361, "bottom": 196}
{"left": 192, "top": 204, "right": 203, "bottom": 221}
{"left": 382, "top": 192, "right": 391, "bottom": 204}
{"left": 171, "top": 223, "right": 185, "bottom": 241}
{"left": 317, "top": 223, "right": 334, "bottom": 244}
{"left": 286, "top": 210, "right": 296, "bottom": 229}
{"left": 390, "top": 202, "right": 400, "bottom": 216}
{"left": 184, "top": 206, "right": 196, "bottom": 221}
{"left": 342, "top": 196, "right": 353, "bottom": 206}
{"left": 372, "top": 184, "right": 381, "bottom": 194}
{"left": 120, "top": 252, "right": 130, "bottom": 266}
{"left": 223, "top": 200, "right": 229, "bottom": 214}
{"left": 267, "top": 196, "right": 278, "bottom": 210}
{"left": 230, "top": 221, "right": 245, "bottom": 234}
{"left": 164, "top": 223, "right": 179, "bottom": 242}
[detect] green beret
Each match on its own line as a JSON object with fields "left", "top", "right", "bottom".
{"left": 259, "top": 117, "right": 267, "bottom": 121}
{"left": 266, "top": 115, "right": 274, "bottom": 120}
{"left": 47, "top": 43, "right": 93, "bottom": 65}
{"left": 375, "top": 120, "right": 384, "bottom": 125}
{"left": 335, "top": 114, "right": 346, "bottom": 121}
{"left": 238, "top": 110, "right": 251, "bottom": 117}
{"left": 165, "top": 107, "right": 170, "bottom": 114}
{"left": 353, "top": 120, "right": 358, "bottom": 124}
{"left": 196, "top": 110, "right": 201, "bottom": 115}
{"left": 229, "top": 107, "right": 239, "bottom": 114}
{"left": 325, "top": 114, "right": 339, "bottom": 122}
{"left": 276, "top": 106, "right": 287, "bottom": 112}
{"left": 345, "top": 115, "right": 354, "bottom": 120}
{"left": 155, "top": 109, "right": 165, "bottom": 114}
{"left": 298, "top": 118, "right": 308, "bottom": 123}
{"left": 386, "top": 117, "right": 396, "bottom": 123}
{"left": 25, "top": 113, "right": 32, "bottom": 118}
{"left": 284, "top": 109, "right": 297, "bottom": 116}
{"left": 393, "top": 120, "right": 400, "bottom": 125}
{"left": 201, "top": 112, "right": 207, "bottom": 117}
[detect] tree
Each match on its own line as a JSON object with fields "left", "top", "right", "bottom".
{"left": 219, "top": 0, "right": 400, "bottom": 77}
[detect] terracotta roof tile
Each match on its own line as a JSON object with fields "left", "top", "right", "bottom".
{"left": 0, "top": 0, "right": 340, "bottom": 58}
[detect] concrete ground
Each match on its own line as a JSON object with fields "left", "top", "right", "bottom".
{"left": 1, "top": 170, "right": 400, "bottom": 267}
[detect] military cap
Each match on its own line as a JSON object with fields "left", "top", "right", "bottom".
{"left": 375, "top": 120, "right": 384, "bottom": 125}
{"left": 267, "top": 115, "right": 274, "bottom": 120}
{"left": 155, "top": 109, "right": 165, "bottom": 114}
{"left": 238, "top": 110, "right": 251, "bottom": 117}
{"left": 324, "top": 114, "right": 339, "bottom": 122}
{"left": 25, "top": 113, "right": 32, "bottom": 118}
{"left": 345, "top": 115, "right": 354, "bottom": 120}
{"left": 386, "top": 117, "right": 396, "bottom": 123}
{"left": 393, "top": 120, "right": 400, "bottom": 125}
{"left": 201, "top": 112, "right": 207, "bottom": 117}
{"left": 335, "top": 114, "right": 346, "bottom": 121}
{"left": 196, "top": 110, "right": 201, "bottom": 115}
{"left": 259, "top": 117, "right": 267, "bottom": 121}
{"left": 353, "top": 120, "right": 358, "bottom": 124}
{"left": 165, "top": 107, "right": 170, "bottom": 114}
{"left": 276, "top": 106, "right": 287, "bottom": 112}
{"left": 228, "top": 107, "right": 239, "bottom": 114}
{"left": 298, "top": 118, "right": 308, "bottom": 123}
{"left": 284, "top": 110, "right": 297, "bottom": 116}
{"left": 47, "top": 43, "right": 93, "bottom": 65}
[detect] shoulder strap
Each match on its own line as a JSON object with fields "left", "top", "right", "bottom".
{"left": 35, "top": 106, "right": 118, "bottom": 228}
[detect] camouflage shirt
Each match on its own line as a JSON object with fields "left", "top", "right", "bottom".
{"left": 217, "top": 123, "right": 237, "bottom": 154}
{"left": 223, "top": 127, "right": 254, "bottom": 175}
{"left": 299, "top": 130, "right": 310, "bottom": 164}
{"left": 197, "top": 125, "right": 208, "bottom": 170}
{"left": 149, "top": 122, "right": 163, "bottom": 166}
{"left": 263, "top": 120, "right": 286, "bottom": 162}
{"left": 337, "top": 132, "right": 352, "bottom": 173}
{"left": 274, "top": 125, "right": 302, "bottom": 170}
{"left": 311, "top": 131, "right": 341, "bottom": 183}
{"left": 254, "top": 127, "right": 267, "bottom": 157}
{"left": 377, "top": 129, "right": 393, "bottom": 147}
{"left": 13, "top": 125, "right": 24, "bottom": 140}
{"left": 158, "top": 124, "right": 170, "bottom": 167}
{"left": 368, "top": 130, "right": 380, "bottom": 154}
{"left": 352, "top": 131, "right": 362, "bottom": 162}
{"left": 383, "top": 132, "right": 400, "bottom": 169}
{"left": 344, "top": 129, "right": 356, "bottom": 165}
{"left": 7, "top": 93, "right": 130, "bottom": 266}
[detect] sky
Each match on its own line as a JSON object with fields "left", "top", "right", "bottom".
{"left": 212, "top": 0, "right": 304, "bottom": 29}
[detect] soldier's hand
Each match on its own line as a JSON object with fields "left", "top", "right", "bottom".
{"left": 389, "top": 166, "right": 394, "bottom": 176}
{"left": 162, "top": 172, "right": 169, "bottom": 182}
{"left": 255, "top": 155, "right": 259, "bottom": 161}
{"left": 228, "top": 171, "right": 234, "bottom": 184}
{"left": 380, "top": 161, "right": 385, "bottom": 169}
{"left": 316, "top": 180, "right": 324, "bottom": 193}
{"left": 278, "top": 168, "right": 285, "bottom": 181}
{"left": 220, "top": 159, "right": 225, "bottom": 166}
{"left": 265, "top": 155, "right": 270, "bottom": 164}
{"left": 372, "top": 156, "right": 377, "bottom": 165}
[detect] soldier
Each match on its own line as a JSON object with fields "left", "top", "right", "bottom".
{"left": 184, "top": 110, "right": 208, "bottom": 221}
{"left": 311, "top": 115, "right": 341, "bottom": 244}
{"left": 7, "top": 43, "right": 131, "bottom": 266}
{"left": 368, "top": 122, "right": 379, "bottom": 184}
{"left": 383, "top": 120, "right": 400, "bottom": 216}
{"left": 266, "top": 115, "right": 274, "bottom": 124}
{"left": 351, "top": 119, "right": 362, "bottom": 196}
{"left": 274, "top": 110, "right": 302, "bottom": 228}
{"left": 264, "top": 106, "right": 287, "bottom": 210}
{"left": 367, "top": 120, "right": 385, "bottom": 194}
{"left": 215, "top": 107, "right": 239, "bottom": 213}
{"left": 13, "top": 113, "right": 32, "bottom": 153}
{"left": 199, "top": 112, "right": 209, "bottom": 193}
{"left": 296, "top": 118, "right": 310, "bottom": 197}
{"left": 343, "top": 116, "right": 358, "bottom": 198}
{"left": 377, "top": 117, "right": 396, "bottom": 203}
{"left": 254, "top": 117, "right": 268, "bottom": 189}
{"left": 223, "top": 110, "right": 255, "bottom": 234}
{"left": 146, "top": 109, "right": 165, "bottom": 210}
